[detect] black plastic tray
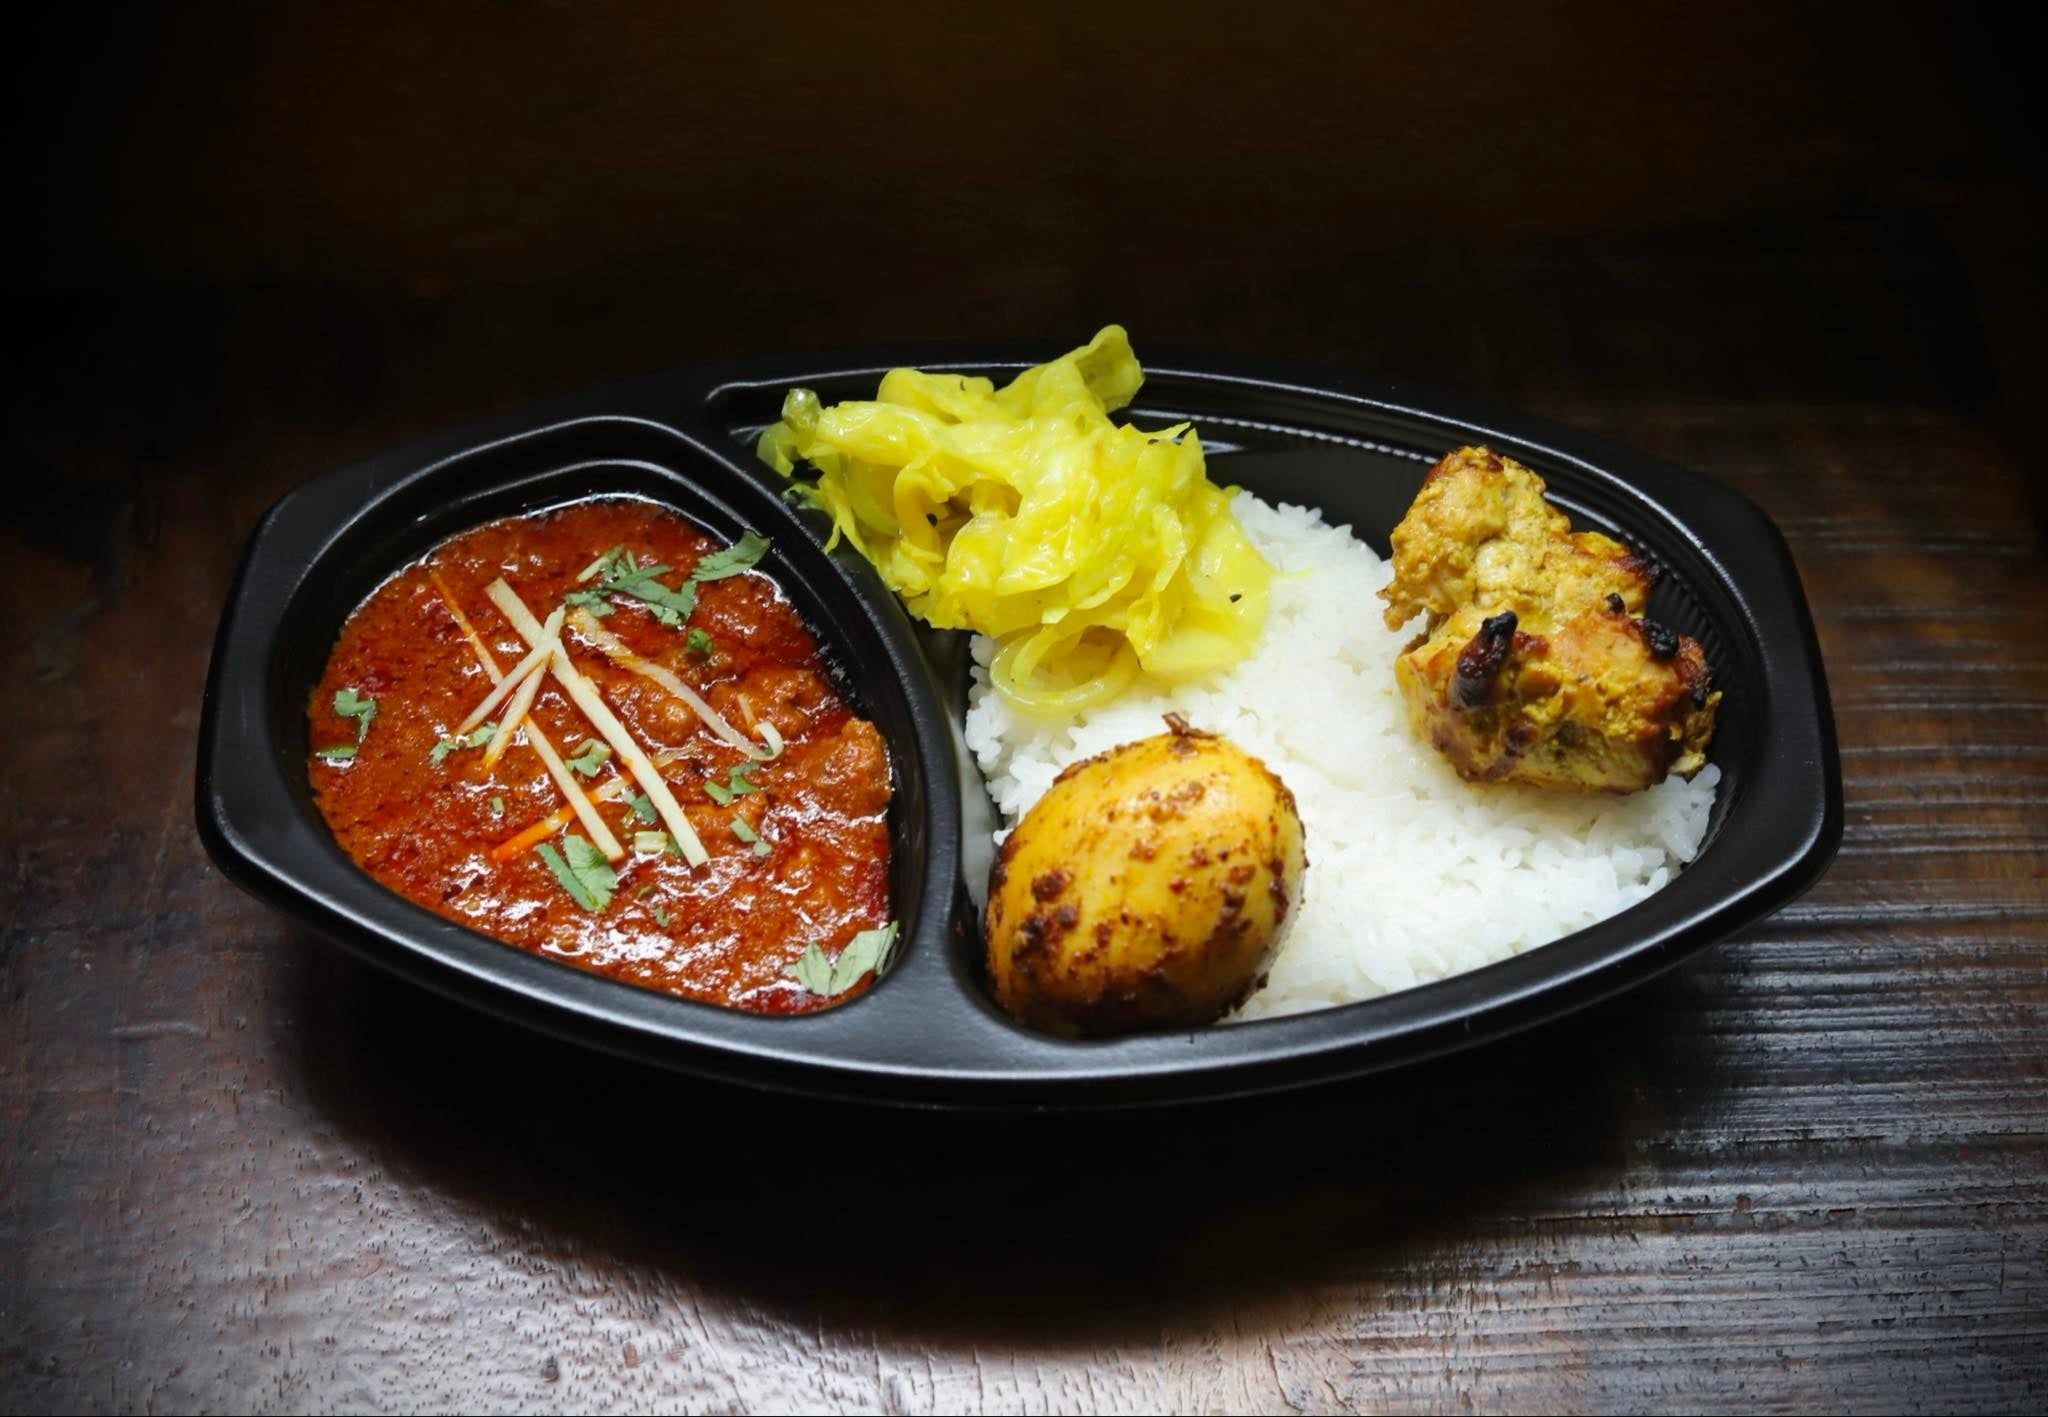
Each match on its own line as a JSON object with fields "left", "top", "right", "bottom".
{"left": 196, "top": 351, "right": 1841, "bottom": 1107}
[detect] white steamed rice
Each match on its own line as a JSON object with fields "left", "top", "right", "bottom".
{"left": 962, "top": 491, "right": 1720, "bottom": 1021}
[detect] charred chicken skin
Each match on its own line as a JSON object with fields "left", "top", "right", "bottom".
{"left": 1379, "top": 445, "right": 1719, "bottom": 793}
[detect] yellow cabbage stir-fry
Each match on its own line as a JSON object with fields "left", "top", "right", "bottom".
{"left": 756, "top": 326, "right": 1271, "bottom": 714}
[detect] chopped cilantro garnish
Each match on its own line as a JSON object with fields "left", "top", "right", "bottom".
{"left": 332, "top": 687, "right": 377, "bottom": 743}
{"left": 563, "top": 534, "right": 767, "bottom": 629}
{"left": 578, "top": 547, "right": 697, "bottom": 627}
{"left": 576, "top": 546, "right": 624, "bottom": 583}
{"left": 832, "top": 923, "right": 898, "bottom": 988}
{"left": 785, "top": 922, "right": 899, "bottom": 997}
{"left": 314, "top": 745, "right": 357, "bottom": 761}
{"left": 627, "top": 793, "right": 656, "bottom": 825}
{"left": 651, "top": 904, "right": 670, "bottom": 928}
{"left": 690, "top": 530, "right": 770, "bottom": 582}
{"left": 490, "top": 796, "right": 506, "bottom": 817}
{"left": 705, "top": 761, "right": 761, "bottom": 806}
{"left": 787, "top": 943, "right": 833, "bottom": 996}
{"left": 623, "top": 581, "right": 696, "bottom": 627}
{"left": 727, "top": 814, "right": 771, "bottom": 855}
{"left": 686, "top": 628, "right": 714, "bottom": 656}
{"left": 535, "top": 834, "right": 616, "bottom": 913}
{"left": 430, "top": 722, "right": 496, "bottom": 767}
{"left": 565, "top": 739, "right": 612, "bottom": 778}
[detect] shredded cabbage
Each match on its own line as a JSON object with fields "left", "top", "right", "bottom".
{"left": 756, "top": 326, "right": 1270, "bottom": 715}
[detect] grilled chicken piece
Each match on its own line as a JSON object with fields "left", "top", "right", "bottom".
{"left": 1380, "top": 446, "right": 1719, "bottom": 792}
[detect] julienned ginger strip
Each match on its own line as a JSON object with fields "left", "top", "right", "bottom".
{"left": 517, "top": 712, "right": 627, "bottom": 864}
{"left": 427, "top": 571, "right": 624, "bottom": 862}
{"left": 484, "top": 578, "right": 709, "bottom": 868}
{"left": 456, "top": 604, "right": 565, "bottom": 734}
{"left": 480, "top": 654, "right": 550, "bottom": 772}
{"left": 564, "top": 607, "right": 763, "bottom": 757}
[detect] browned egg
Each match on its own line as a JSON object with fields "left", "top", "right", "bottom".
{"left": 984, "top": 718, "right": 1307, "bottom": 1037}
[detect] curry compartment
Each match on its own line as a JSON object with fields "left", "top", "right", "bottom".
{"left": 305, "top": 497, "right": 897, "bottom": 1016}
{"left": 202, "top": 413, "right": 955, "bottom": 1044}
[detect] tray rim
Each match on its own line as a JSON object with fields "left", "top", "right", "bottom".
{"left": 195, "top": 351, "right": 1843, "bottom": 1108}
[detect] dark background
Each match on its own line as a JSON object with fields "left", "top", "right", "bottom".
{"left": 4, "top": 5, "right": 2045, "bottom": 1413}
{"left": 8, "top": 5, "right": 2044, "bottom": 484}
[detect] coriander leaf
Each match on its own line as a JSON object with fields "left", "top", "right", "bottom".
{"left": 652, "top": 904, "right": 670, "bottom": 927}
{"left": 786, "top": 943, "right": 834, "bottom": 996}
{"left": 729, "top": 815, "right": 760, "bottom": 845}
{"left": 785, "top": 922, "right": 900, "bottom": 997}
{"left": 828, "top": 922, "right": 899, "bottom": 994}
{"left": 753, "top": 840, "right": 771, "bottom": 858}
{"left": 565, "top": 740, "right": 613, "bottom": 778}
{"left": 430, "top": 722, "right": 496, "bottom": 767}
{"left": 686, "top": 628, "right": 714, "bottom": 656}
{"left": 627, "top": 792, "right": 655, "bottom": 825}
{"left": 536, "top": 842, "right": 599, "bottom": 912}
{"left": 564, "top": 834, "right": 614, "bottom": 878}
{"left": 314, "top": 745, "right": 357, "bottom": 760}
{"left": 706, "top": 763, "right": 760, "bottom": 806}
{"left": 691, "top": 530, "right": 770, "bottom": 582}
{"left": 562, "top": 589, "right": 614, "bottom": 617}
{"left": 537, "top": 833, "right": 616, "bottom": 913}
{"left": 587, "top": 547, "right": 645, "bottom": 583}
{"left": 600, "top": 563, "right": 696, "bottom": 624}
{"left": 576, "top": 546, "right": 625, "bottom": 583}
{"left": 333, "top": 687, "right": 377, "bottom": 742}
{"left": 490, "top": 796, "right": 506, "bottom": 816}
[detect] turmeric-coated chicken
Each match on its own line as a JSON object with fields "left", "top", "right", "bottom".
{"left": 1379, "top": 445, "right": 1719, "bottom": 793}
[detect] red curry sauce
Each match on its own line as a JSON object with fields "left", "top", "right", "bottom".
{"left": 307, "top": 498, "right": 893, "bottom": 1014}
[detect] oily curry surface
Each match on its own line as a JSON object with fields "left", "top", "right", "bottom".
{"left": 308, "top": 498, "right": 893, "bottom": 1014}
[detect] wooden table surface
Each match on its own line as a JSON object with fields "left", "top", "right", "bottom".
{"left": 4, "top": 32, "right": 2047, "bottom": 1398}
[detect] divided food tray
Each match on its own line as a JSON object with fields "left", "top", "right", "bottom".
{"left": 197, "top": 352, "right": 1841, "bottom": 1106}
